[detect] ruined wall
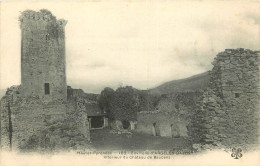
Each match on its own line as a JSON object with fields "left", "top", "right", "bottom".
{"left": 20, "top": 10, "right": 67, "bottom": 102}
{"left": 0, "top": 86, "right": 91, "bottom": 151}
{"left": 0, "top": 86, "right": 66, "bottom": 150}
{"left": 66, "top": 97, "right": 90, "bottom": 140}
{"left": 190, "top": 48, "right": 260, "bottom": 149}
{"left": 137, "top": 92, "right": 202, "bottom": 138}
{"left": 0, "top": 10, "right": 92, "bottom": 151}
{"left": 67, "top": 86, "right": 98, "bottom": 104}
{"left": 137, "top": 111, "right": 188, "bottom": 137}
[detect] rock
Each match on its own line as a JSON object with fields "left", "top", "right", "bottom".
{"left": 192, "top": 144, "right": 202, "bottom": 152}
{"left": 203, "top": 124, "right": 212, "bottom": 129}
{"left": 215, "top": 109, "right": 223, "bottom": 114}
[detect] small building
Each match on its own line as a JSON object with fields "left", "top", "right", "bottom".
{"left": 85, "top": 104, "right": 108, "bottom": 129}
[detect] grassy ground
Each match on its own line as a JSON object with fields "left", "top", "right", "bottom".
{"left": 90, "top": 128, "right": 192, "bottom": 151}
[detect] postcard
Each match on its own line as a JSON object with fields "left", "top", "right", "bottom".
{"left": 0, "top": 1, "right": 259, "bottom": 165}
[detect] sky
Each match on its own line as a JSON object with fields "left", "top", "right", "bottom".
{"left": 0, "top": 0, "right": 260, "bottom": 93}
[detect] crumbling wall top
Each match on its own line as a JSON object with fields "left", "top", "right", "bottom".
{"left": 216, "top": 48, "right": 260, "bottom": 57}
{"left": 211, "top": 48, "right": 260, "bottom": 66}
{"left": 19, "top": 9, "right": 67, "bottom": 29}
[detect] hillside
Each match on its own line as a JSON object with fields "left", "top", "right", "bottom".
{"left": 149, "top": 72, "right": 210, "bottom": 95}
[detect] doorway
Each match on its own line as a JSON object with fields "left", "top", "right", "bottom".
{"left": 122, "top": 120, "right": 130, "bottom": 129}
{"left": 90, "top": 116, "right": 104, "bottom": 129}
{"left": 171, "top": 124, "right": 180, "bottom": 138}
{"left": 153, "top": 122, "right": 160, "bottom": 136}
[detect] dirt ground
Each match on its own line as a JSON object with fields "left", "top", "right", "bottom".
{"left": 90, "top": 128, "right": 192, "bottom": 151}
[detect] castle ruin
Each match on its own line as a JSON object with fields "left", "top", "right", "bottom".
{"left": 0, "top": 10, "right": 91, "bottom": 151}
{"left": 0, "top": 9, "right": 259, "bottom": 152}
{"left": 136, "top": 49, "right": 260, "bottom": 150}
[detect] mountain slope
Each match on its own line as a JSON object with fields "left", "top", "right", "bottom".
{"left": 149, "top": 72, "right": 210, "bottom": 95}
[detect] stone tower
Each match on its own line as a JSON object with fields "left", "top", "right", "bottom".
{"left": 19, "top": 9, "right": 67, "bottom": 101}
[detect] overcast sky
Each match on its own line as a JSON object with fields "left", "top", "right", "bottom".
{"left": 1, "top": 1, "right": 260, "bottom": 93}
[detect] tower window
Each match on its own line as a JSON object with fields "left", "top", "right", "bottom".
{"left": 44, "top": 83, "right": 50, "bottom": 95}
{"left": 46, "top": 33, "right": 50, "bottom": 41}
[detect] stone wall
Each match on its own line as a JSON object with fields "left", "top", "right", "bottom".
{"left": 0, "top": 86, "right": 91, "bottom": 151}
{"left": 137, "top": 92, "right": 202, "bottom": 138}
{"left": 20, "top": 10, "right": 67, "bottom": 102}
{"left": 67, "top": 86, "right": 98, "bottom": 104}
{"left": 66, "top": 97, "right": 90, "bottom": 140}
{"left": 0, "top": 86, "right": 65, "bottom": 150}
{"left": 136, "top": 48, "right": 259, "bottom": 150}
{"left": 0, "top": 10, "right": 92, "bottom": 151}
{"left": 137, "top": 111, "right": 188, "bottom": 138}
{"left": 190, "top": 48, "right": 260, "bottom": 149}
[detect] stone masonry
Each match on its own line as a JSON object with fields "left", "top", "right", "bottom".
{"left": 0, "top": 10, "right": 91, "bottom": 151}
{"left": 137, "top": 92, "right": 203, "bottom": 138}
{"left": 20, "top": 9, "right": 67, "bottom": 102}
{"left": 190, "top": 48, "right": 260, "bottom": 149}
{"left": 0, "top": 85, "right": 91, "bottom": 151}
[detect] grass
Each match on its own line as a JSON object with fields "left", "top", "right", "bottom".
{"left": 90, "top": 128, "right": 192, "bottom": 151}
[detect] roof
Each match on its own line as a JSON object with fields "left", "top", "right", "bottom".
{"left": 85, "top": 103, "right": 105, "bottom": 116}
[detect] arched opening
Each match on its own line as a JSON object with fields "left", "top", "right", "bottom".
{"left": 152, "top": 122, "right": 160, "bottom": 136}
{"left": 46, "top": 33, "right": 50, "bottom": 41}
{"left": 122, "top": 120, "right": 130, "bottom": 129}
{"left": 171, "top": 124, "right": 180, "bottom": 138}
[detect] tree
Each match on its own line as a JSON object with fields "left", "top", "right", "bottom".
{"left": 98, "top": 86, "right": 162, "bottom": 121}
{"left": 110, "top": 86, "right": 139, "bottom": 121}
{"left": 98, "top": 87, "right": 115, "bottom": 118}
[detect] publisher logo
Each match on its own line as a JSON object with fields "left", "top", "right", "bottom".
{"left": 231, "top": 148, "right": 242, "bottom": 159}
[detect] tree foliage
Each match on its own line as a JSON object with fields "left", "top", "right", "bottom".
{"left": 98, "top": 86, "right": 160, "bottom": 121}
